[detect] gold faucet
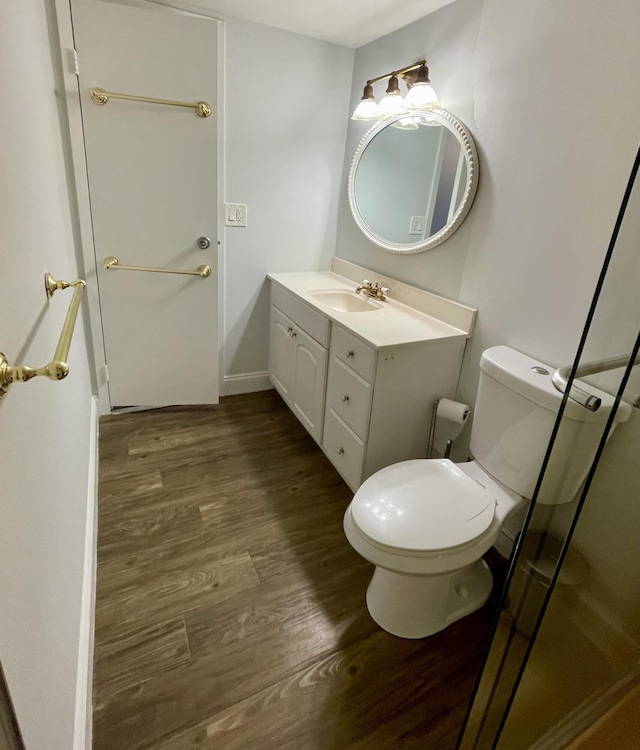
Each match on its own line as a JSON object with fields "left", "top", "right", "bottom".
{"left": 355, "top": 279, "right": 389, "bottom": 301}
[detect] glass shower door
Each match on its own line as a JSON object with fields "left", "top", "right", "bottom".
{"left": 458, "top": 148, "right": 640, "bottom": 749}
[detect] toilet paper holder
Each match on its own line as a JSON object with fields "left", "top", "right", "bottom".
{"left": 427, "top": 398, "right": 471, "bottom": 459}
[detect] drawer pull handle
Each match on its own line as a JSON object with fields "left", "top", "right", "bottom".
{"left": 341, "top": 394, "right": 350, "bottom": 402}
{"left": 336, "top": 447, "right": 345, "bottom": 455}
{"left": 287, "top": 327, "right": 293, "bottom": 334}
{"left": 291, "top": 330, "right": 297, "bottom": 337}
{"left": 345, "top": 349, "right": 354, "bottom": 358}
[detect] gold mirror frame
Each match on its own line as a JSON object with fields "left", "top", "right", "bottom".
{"left": 348, "top": 110, "right": 479, "bottom": 254}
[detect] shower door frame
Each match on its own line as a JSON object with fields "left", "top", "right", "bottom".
{"left": 457, "top": 147, "right": 640, "bottom": 749}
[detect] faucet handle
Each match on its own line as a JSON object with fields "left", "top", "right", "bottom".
{"left": 362, "top": 279, "right": 371, "bottom": 287}
{"left": 381, "top": 287, "right": 389, "bottom": 295}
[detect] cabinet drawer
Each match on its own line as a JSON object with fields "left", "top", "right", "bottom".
{"left": 331, "top": 325, "right": 376, "bottom": 382}
{"left": 326, "top": 358, "right": 372, "bottom": 441}
{"left": 271, "top": 284, "right": 330, "bottom": 347}
{"left": 323, "top": 410, "right": 365, "bottom": 491}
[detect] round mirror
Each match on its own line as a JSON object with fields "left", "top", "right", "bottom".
{"left": 348, "top": 111, "right": 479, "bottom": 253}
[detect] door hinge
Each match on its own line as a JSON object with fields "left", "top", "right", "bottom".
{"left": 70, "top": 48, "right": 79, "bottom": 76}
{"left": 101, "top": 365, "right": 109, "bottom": 384}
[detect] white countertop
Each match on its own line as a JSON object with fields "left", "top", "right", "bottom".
{"left": 268, "top": 267, "right": 476, "bottom": 349}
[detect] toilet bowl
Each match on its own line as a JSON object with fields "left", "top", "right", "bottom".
{"left": 343, "top": 345, "right": 631, "bottom": 639}
{"left": 343, "top": 457, "right": 523, "bottom": 638}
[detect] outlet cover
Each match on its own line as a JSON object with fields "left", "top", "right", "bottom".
{"left": 225, "top": 203, "right": 247, "bottom": 227}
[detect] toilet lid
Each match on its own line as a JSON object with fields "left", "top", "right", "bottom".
{"left": 351, "top": 459, "right": 496, "bottom": 552}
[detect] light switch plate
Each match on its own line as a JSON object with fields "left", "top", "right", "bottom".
{"left": 225, "top": 203, "right": 247, "bottom": 227}
{"left": 409, "top": 215, "right": 426, "bottom": 235}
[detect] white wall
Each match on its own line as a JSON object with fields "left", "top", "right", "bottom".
{"left": 455, "top": 0, "right": 640, "bottom": 401}
{"left": 0, "top": 3, "right": 96, "bottom": 748}
{"left": 336, "top": 0, "right": 483, "bottom": 301}
{"left": 337, "top": 0, "right": 640, "bottom": 387}
{"left": 335, "top": 0, "right": 640, "bottom": 638}
{"left": 222, "top": 17, "right": 354, "bottom": 382}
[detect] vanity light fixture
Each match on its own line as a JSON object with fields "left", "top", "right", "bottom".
{"left": 351, "top": 60, "right": 440, "bottom": 121}
{"left": 377, "top": 75, "right": 406, "bottom": 117}
{"left": 403, "top": 62, "right": 439, "bottom": 110}
{"left": 351, "top": 83, "right": 378, "bottom": 121}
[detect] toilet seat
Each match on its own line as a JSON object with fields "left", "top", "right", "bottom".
{"left": 351, "top": 459, "right": 496, "bottom": 554}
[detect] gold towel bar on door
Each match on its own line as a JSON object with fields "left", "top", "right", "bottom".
{"left": 103, "top": 256, "right": 211, "bottom": 278}
{"left": 0, "top": 274, "right": 86, "bottom": 399}
{"left": 90, "top": 87, "right": 212, "bottom": 118}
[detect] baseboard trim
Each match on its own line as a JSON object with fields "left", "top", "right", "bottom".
{"left": 568, "top": 590, "right": 637, "bottom": 664}
{"left": 73, "top": 396, "right": 99, "bottom": 750}
{"left": 222, "top": 371, "right": 273, "bottom": 396}
{"left": 531, "top": 671, "right": 639, "bottom": 749}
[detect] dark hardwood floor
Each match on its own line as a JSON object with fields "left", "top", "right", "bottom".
{"left": 94, "top": 390, "right": 494, "bottom": 749}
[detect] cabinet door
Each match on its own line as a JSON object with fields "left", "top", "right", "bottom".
{"left": 269, "top": 306, "right": 294, "bottom": 401}
{"left": 291, "top": 327, "right": 328, "bottom": 444}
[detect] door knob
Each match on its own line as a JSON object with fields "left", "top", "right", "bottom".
{"left": 197, "top": 236, "right": 211, "bottom": 249}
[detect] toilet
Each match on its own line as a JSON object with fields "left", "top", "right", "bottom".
{"left": 343, "top": 345, "right": 631, "bottom": 638}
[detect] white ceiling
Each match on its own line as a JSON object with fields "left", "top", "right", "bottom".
{"left": 148, "top": 0, "right": 456, "bottom": 48}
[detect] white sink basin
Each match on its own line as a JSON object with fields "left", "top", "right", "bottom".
{"left": 310, "top": 289, "right": 383, "bottom": 313}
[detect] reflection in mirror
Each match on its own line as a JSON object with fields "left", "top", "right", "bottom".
{"left": 349, "top": 111, "right": 478, "bottom": 254}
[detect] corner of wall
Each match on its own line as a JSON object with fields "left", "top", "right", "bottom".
{"left": 73, "top": 396, "right": 99, "bottom": 750}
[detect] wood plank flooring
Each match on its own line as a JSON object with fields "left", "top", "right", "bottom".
{"left": 94, "top": 390, "right": 495, "bottom": 749}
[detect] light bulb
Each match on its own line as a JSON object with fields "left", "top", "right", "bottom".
{"left": 404, "top": 62, "right": 440, "bottom": 111}
{"left": 377, "top": 74, "right": 407, "bottom": 118}
{"left": 351, "top": 83, "right": 379, "bottom": 121}
{"left": 404, "top": 83, "right": 440, "bottom": 110}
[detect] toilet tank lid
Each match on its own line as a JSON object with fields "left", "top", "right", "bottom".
{"left": 480, "top": 346, "right": 630, "bottom": 424}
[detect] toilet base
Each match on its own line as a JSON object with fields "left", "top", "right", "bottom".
{"left": 365, "top": 559, "right": 494, "bottom": 639}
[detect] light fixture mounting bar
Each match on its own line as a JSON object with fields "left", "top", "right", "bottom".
{"left": 366, "top": 60, "right": 426, "bottom": 86}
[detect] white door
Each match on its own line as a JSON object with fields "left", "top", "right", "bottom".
{"left": 71, "top": 0, "right": 220, "bottom": 407}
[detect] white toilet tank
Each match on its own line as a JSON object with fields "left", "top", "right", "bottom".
{"left": 470, "top": 346, "right": 631, "bottom": 505}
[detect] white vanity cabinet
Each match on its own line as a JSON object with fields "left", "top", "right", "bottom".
{"left": 323, "top": 325, "right": 466, "bottom": 490}
{"left": 268, "top": 260, "right": 477, "bottom": 492}
{"left": 268, "top": 285, "right": 329, "bottom": 444}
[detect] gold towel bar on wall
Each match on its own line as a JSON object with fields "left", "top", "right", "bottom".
{"left": 90, "top": 87, "right": 212, "bottom": 118}
{"left": 0, "top": 274, "right": 86, "bottom": 399}
{"left": 103, "top": 256, "right": 211, "bottom": 277}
